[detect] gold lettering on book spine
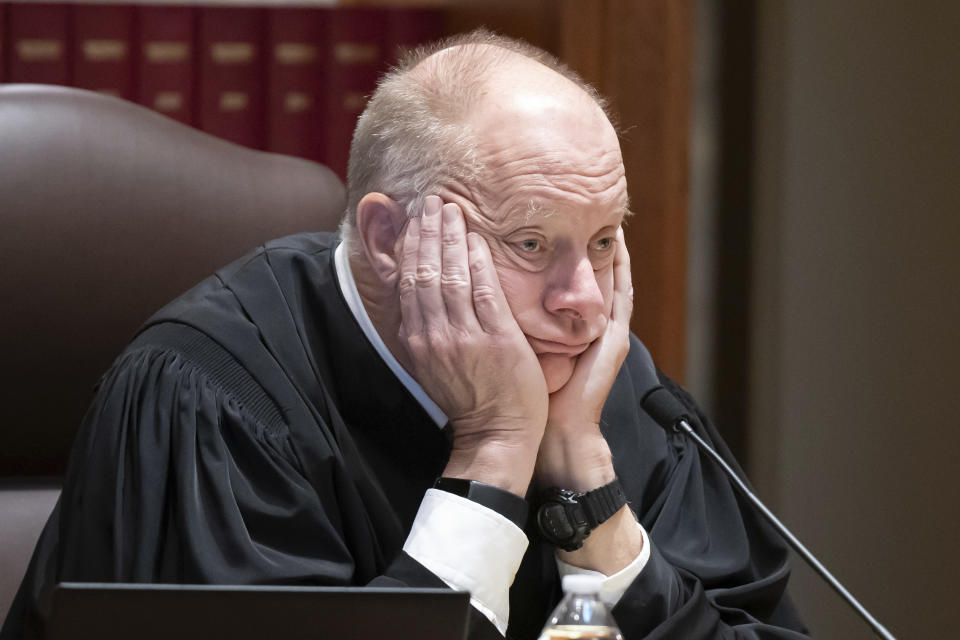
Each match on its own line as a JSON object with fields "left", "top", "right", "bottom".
{"left": 145, "top": 42, "right": 189, "bottom": 64}
{"left": 219, "top": 91, "right": 249, "bottom": 112}
{"left": 16, "top": 39, "right": 62, "bottom": 62}
{"left": 154, "top": 92, "right": 184, "bottom": 112}
{"left": 284, "top": 92, "right": 312, "bottom": 113}
{"left": 275, "top": 43, "right": 317, "bottom": 65}
{"left": 212, "top": 42, "right": 254, "bottom": 65}
{"left": 83, "top": 40, "right": 127, "bottom": 61}
{"left": 334, "top": 42, "right": 378, "bottom": 65}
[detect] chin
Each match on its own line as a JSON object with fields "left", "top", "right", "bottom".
{"left": 538, "top": 353, "right": 576, "bottom": 394}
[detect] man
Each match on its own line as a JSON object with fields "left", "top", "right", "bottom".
{"left": 4, "top": 32, "right": 806, "bottom": 639}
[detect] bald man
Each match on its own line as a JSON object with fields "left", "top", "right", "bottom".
{"left": 4, "top": 32, "right": 807, "bottom": 640}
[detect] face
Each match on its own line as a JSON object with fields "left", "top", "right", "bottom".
{"left": 439, "top": 78, "right": 628, "bottom": 393}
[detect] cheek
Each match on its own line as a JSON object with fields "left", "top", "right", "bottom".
{"left": 493, "top": 267, "right": 545, "bottom": 322}
{"left": 598, "top": 267, "right": 615, "bottom": 313}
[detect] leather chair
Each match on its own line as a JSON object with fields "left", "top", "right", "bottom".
{"left": 0, "top": 481, "right": 61, "bottom": 626}
{"left": 0, "top": 84, "right": 347, "bottom": 625}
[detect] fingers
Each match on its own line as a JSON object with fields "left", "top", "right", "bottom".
{"left": 467, "top": 232, "right": 514, "bottom": 334}
{"left": 610, "top": 226, "right": 633, "bottom": 326}
{"left": 400, "top": 195, "right": 516, "bottom": 339}
{"left": 400, "top": 195, "right": 483, "bottom": 340}
{"left": 414, "top": 196, "right": 447, "bottom": 333}
{"left": 440, "top": 202, "right": 477, "bottom": 330}
{"left": 398, "top": 211, "right": 424, "bottom": 337}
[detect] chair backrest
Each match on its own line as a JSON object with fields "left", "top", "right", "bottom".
{"left": 0, "top": 478, "right": 61, "bottom": 626}
{"left": 0, "top": 84, "right": 347, "bottom": 476}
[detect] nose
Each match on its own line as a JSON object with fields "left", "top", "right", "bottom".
{"left": 544, "top": 253, "right": 606, "bottom": 323}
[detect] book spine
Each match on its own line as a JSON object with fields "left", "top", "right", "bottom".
{"left": 1, "top": 3, "right": 6, "bottom": 83}
{"left": 325, "top": 7, "right": 388, "bottom": 180}
{"left": 266, "top": 8, "right": 328, "bottom": 163}
{"left": 72, "top": 4, "right": 135, "bottom": 100}
{"left": 198, "top": 6, "right": 265, "bottom": 149}
{"left": 386, "top": 7, "right": 443, "bottom": 67}
{"left": 7, "top": 3, "right": 71, "bottom": 85}
{"left": 137, "top": 5, "right": 195, "bottom": 125}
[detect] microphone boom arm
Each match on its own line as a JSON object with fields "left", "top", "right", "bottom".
{"left": 674, "top": 418, "right": 896, "bottom": 640}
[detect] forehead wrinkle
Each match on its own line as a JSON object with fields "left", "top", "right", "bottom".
{"left": 481, "top": 154, "right": 622, "bottom": 192}
{"left": 486, "top": 168, "right": 627, "bottom": 218}
{"left": 487, "top": 145, "right": 622, "bottom": 178}
{"left": 478, "top": 182, "right": 628, "bottom": 234}
{"left": 481, "top": 148, "right": 625, "bottom": 202}
{"left": 454, "top": 119, "right": 627, "bottom": 229}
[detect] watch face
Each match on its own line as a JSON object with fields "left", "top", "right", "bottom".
{"left": 539, "top": 503, "right": 576, "bottom": 541}
{"left": 535, "top": 480, "right": 627, "bottom": 552}
{"left": 536, "top": 491, "right": 589, "bottom": 551}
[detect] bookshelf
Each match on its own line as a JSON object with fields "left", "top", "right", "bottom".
{"left": 0, "top": 0, "right": 692, "bottom": 379}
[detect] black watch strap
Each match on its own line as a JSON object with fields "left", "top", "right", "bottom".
{"left": 581, "top": 477, "right": 628, "bottom": 527}
{"left": 535, "top": 477, "right": 629, "bottom": 551}
{"left": 433, "top": 477, "right": 529, "bottom": 529}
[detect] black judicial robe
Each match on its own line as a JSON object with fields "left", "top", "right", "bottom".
{"left": 3, "top": 233, "right": 808, "bottom": 640}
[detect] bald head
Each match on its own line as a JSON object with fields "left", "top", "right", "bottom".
{"left": 404, "top": 39, "right": 607, "bottom": 122}
{"left": 341, "top": 30, "right": 616, "bottom": 250}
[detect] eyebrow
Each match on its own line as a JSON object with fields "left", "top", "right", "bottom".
{"left": 521, "top": 200, "right": 554, "bottom": 223}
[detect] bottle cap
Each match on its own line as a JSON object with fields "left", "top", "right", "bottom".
{"left": 561, "top": 574, "right": 604, "bottom": 594}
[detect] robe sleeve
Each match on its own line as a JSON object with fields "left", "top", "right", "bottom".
{"left": 610, "top": 372, "right": 809, "bottom": 639}
{"left": 3, "top": 345, "right": 500, "bottom": 640}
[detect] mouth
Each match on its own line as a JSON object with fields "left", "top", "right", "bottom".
{"left": 526, "top": 336, "right": 591, "bottom": 357}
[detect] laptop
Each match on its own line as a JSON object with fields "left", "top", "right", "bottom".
{"left": 48, "top": 582, "right": 471, "bottom": 640}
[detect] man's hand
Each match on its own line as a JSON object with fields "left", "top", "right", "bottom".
{"left": 398, "top": 195, "right": 548, "bottom": 496}
{"left": 536, "top": 226, "right": 633, "bottom": 489}
{"left": 535, "top": 227, "right": 642, "bottom": 573}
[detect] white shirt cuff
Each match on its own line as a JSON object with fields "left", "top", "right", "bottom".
{"left": 403, "top": 488, "right": 528, "bottom": 636}
{"left": 556, "top": 521, "right": 652, "bottom": 606}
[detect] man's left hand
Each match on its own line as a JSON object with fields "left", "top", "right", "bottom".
{"left": 535, "top": 226, "right": 633, "bottom": 490}
{"left": 535, "top": 227, "right": 644, "bottom": 573}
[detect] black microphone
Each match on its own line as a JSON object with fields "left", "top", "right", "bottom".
{"left": 638, "top": 379, "right": 896, "bottom": 640}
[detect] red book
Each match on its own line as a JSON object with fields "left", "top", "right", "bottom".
{"left": 1, "top": 4, "right": 6, "bottom": 83}
{"left": 7, "top": 3, "right": 71, "bottom": 85}
{"left": 266, "top": 8, "right": 328, "bottom": 163}
{"left": 386, "top": 8, "right": 444, "bottom": 67}
{"left": 137, "top": 6, "right": 195, "bottom": 126}
{"left": 72, "top": 4, "right": 135, "bottom": 100}
{"left": 198, "top": 7, "right": 265, "bottom": 149}
{"left": 325, "top": 8, "right": 389, "bottom": 180}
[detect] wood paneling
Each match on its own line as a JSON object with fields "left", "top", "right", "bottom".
{"left": 442, "top": 0, "right": 560, "bottom": 55}
{"left": 559, "top": 0, "right": 693, "bottom": 380}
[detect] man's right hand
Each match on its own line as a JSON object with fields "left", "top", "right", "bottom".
{"left": 397, "top": 195, "right": 547, "bottom": 496}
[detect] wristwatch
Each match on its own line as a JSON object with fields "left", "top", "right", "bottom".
{"left": 433, "top": 477, "right": 529, "bottom": 529}
{"left": 535, "top": 478, "right": 628, "bottom": 551}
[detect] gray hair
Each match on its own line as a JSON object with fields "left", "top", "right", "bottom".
{"left": 339, "top": 29, "right": 612, "bottom": 252}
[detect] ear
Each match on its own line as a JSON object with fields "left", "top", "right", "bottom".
{"left": 355, "top": 192, "right": 408, "bottom": 285}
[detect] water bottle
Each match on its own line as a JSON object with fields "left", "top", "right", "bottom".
{"left": 537, "top": 574, "right": 624, "bottom": 640}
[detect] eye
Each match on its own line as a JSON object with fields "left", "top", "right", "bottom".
{"left": 590, "top": 236, "right": 617, "bottom": 271}
{"left": 516, "top": 238, "right": 541, "bottom": 253}
{"left": 593, "top": 236, "right": 615, "bottom": 252}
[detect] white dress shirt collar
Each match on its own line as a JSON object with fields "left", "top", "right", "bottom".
{"left": 334, "top": 241, "right": 448, "bottom": 428}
